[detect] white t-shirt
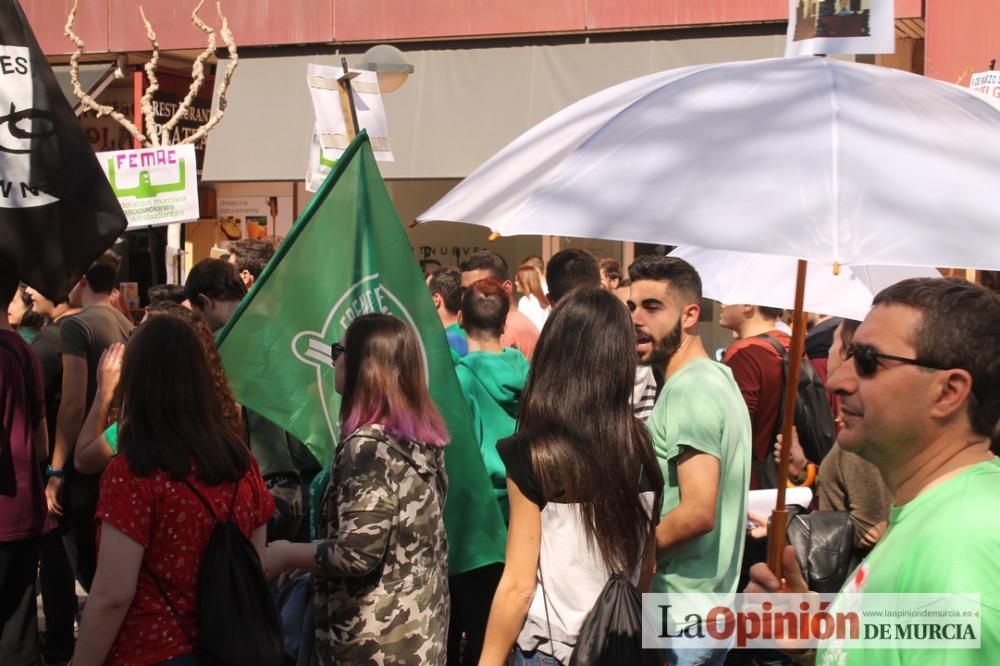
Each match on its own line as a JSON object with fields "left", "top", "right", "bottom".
{"left": 518, "top": 294, "right": 550, "bottom": 332}
{"left": 497, "top": 435, "right": 658, "bottom": 663}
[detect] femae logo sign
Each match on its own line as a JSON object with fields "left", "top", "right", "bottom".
{"left": 96, "top": 143, "right": 199, "bottom": 227}
{"left": 0, "top": 45, "right": 59, "bottom": 208}
{"left": 291, "top": 274, "right": 429, "bottom": 442}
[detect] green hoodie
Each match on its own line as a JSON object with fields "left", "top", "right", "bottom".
{"left": 455, "top": 347, "right": 530, "bottom": 523}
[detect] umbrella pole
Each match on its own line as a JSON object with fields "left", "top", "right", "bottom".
{"left": 767, "top": 259, "right": 809, "bottom": 581}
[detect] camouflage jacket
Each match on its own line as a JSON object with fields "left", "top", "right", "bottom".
{"left": 313, "top": 425, "right": 449, "bottom": 664}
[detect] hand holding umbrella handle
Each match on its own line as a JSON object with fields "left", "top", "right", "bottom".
{"left": 767, "top": 259, "right": 809, "bottom": 579}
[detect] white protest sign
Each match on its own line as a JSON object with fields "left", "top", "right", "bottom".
{"left": 305, "top": 64, "right": 393, "bottom": 191}
{"left": 970, "top": 71, "right": 1000, "bottom": 100}
{"left": 96, "top": 144, "right": 199, "bottom": 228}
{"left": 785, "top": 0, "right": 895, "bottom": 57}
{"left": 305, "top": 129, "right": 337, "bottom": 193}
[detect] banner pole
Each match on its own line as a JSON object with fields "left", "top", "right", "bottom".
{"left": 767, "top": 259, "right": 809, "bottom": 580}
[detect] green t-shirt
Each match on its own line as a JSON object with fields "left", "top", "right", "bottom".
{"left": 816, "top": 458, "right": 1000, "bottom": 666}
{"left": 645, "top": 357, "right": 752, "bottom": 596}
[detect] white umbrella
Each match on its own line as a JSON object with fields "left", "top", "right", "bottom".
{"left": 669, "top": 247, "right": 941, "bottom": 322}
{"left": 418, "top": 56, "right": 1000, "bottom": 575}
{"left": 418, "top": 56, "right": 1000, "bottom": 272}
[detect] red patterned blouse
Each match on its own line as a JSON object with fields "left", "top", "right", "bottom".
{"left": 95, "top": 455, "right": 274, "bottom": 665}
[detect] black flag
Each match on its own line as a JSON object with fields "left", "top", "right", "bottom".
{"left": 0, "top": 0, "right": 127, "bottom": 301}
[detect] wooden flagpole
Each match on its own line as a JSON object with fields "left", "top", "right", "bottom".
{"left": 767, "top": 259, "right": 809, "bottom": 580}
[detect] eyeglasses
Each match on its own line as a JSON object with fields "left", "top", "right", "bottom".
{"left": 844, "top": 343, "right": 949, "bottom": 378}
{"left": 331, "top": 342, "right": 345, "bottom": 363}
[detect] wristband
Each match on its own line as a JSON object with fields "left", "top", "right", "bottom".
{"left": 46, "top": 465, "right": 65, "bottom": 479}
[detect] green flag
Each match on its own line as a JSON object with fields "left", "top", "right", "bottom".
{"left": 217, "top": 132, "right": 506, "bottom": 574}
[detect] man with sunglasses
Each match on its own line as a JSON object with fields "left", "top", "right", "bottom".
{"left": 749, "top": 277, "right": 1000, "bottom": 665}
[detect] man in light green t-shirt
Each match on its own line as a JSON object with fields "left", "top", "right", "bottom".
{"left": 749, "top": 277, "right": 1000, "bottom": 666}
{"left": 628, "top": 256, "right": 752, "bottom": 666}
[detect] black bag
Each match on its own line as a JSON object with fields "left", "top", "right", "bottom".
{"left": 786, "top": 507, "right": 860, "bottom": 594}
{"left": 565, "top": 574, "right": 664, "bottom": 666}
{"left": 149, "top": 478, "right": 284, "bottom": 666}
{"left": 758, "top": 334, "right": 837, "bottom": 466}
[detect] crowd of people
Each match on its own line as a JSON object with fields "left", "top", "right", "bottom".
{"left": 1, "top": 240, "right": 998, "bottom": 666}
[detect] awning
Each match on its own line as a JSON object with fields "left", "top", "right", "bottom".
{"left": 52, "top": 62, "right": 115, "bottom": 107}
{"left": 203, "top": 33, "right": 785, "bottom": 182}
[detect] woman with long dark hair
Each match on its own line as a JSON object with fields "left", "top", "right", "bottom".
{"left": 265, "top": 313, "right": 450, "bottom": 664}
{"left": 480, "top": 286, "right": 664, "bottom": 665}
{"left": 70, "top": 315, "right": 273, "bottom": 666}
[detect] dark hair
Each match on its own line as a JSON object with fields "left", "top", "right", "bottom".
{"left": 19, "top": 303, "right": 48, "bottom": 331}
{"left": 340, "top": 314, "right": 449, "bottom": 446}
{"left": 758, "top": 306, "right": 784, "bottom": 321}
{"left": 228, "top": 239, "right": 276, "bottom": 280}
{"left": 147, "top": 284, "right": 187, "bottom": 306}
{"left": 84, "top": 251, "right": 121, "bottom": 295}
{"left": 427, "top": 266, "right": 464, "bottom": 315}
{"left": 546, "top": 249, "right": 600, "bottom": 304}
{"left": 519, "top": 286, "right": 663, "bottom": 573}
{"left": 838, "top": 319, "right": 860, "bottom": 348}
{"left": 0, "top": 254, "right": 19, "bottom": 305}
{"left": 628, "top": 255, "right": 702, "bottom": 305}
{"left": 872, "top": 278, "right": 1000, "bottom": 440}
{"left": 598, "top": 258, "right": 622, "bottom": 283}
{"left": 115, "top": 302, "right": 244, "bottom": 438}
{"left": 981, "top": 270, "right": 1000, "bottom": 294}
{"left": 185, "top": 258, "right": 247, "bottom": 306}
{"left": 116, "top": 315, "right": 250, "bottom": 484}
{"left": 461, "top": 278, "right": 509, "bottom": 339}
{"left": 462, "top": 250, "right": 509, "bottom": 283}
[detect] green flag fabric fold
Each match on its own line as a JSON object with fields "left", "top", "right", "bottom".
{"left": 217, "top": 132, "right": 506, "bottom": 574}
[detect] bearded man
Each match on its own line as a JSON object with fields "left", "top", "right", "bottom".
{"left": 628, "top": 255, "right": 753, "bottom": 666}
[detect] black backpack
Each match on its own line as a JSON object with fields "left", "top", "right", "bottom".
{"left": 567, "top": 574, "right": 665, "bottom": 666}
{"left": 149, "top": 478, "right": 284, "bottom": 666}
{"left": 757, "top": 334, "right": 837, "bottom": 479}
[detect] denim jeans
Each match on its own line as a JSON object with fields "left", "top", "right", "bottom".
{"left": 514, "top": 646, "right": 563, "bottom": 665}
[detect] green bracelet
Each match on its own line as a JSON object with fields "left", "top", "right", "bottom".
{"left": 46, "top": 465, "right": 65, "bottom": 479}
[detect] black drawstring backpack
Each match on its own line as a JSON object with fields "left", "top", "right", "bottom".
{"left": 567, "top": 573, "right": 664, "bottom": 666}
{"left": 540, "top": 567, "right": 665, "bottom": 665}
{"left": 148, "top": 477, "right": 284, "bottom": 666}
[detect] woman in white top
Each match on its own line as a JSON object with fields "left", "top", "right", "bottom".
{"left": 481, "top": 286, "right": 664, "bottom": 665}
{"left": 515, "top": 264, "right": 551, "bottom": 331}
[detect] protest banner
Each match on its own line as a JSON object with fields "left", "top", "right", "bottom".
{"left": 96, "top": 144, "right": 200, "bottom": 228}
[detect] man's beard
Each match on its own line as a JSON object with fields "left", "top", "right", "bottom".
{"left": 640, "top": 317, "right": 683, "bottom": 368}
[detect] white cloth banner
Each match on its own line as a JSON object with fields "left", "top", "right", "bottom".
{"left": 96, "top": 144, "right": 199, "bottom": 228}
{"left": 785, "top": 0, "right": 895, "bottom": 57}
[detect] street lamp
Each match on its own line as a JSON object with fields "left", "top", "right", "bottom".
{"left": 357, "top": 44, "right": 414, "bottom": 93}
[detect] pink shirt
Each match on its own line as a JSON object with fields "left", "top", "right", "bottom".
{"left": 502, "top": 308, "right": 539, "bottom": 361}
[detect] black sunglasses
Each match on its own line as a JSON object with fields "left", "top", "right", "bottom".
{"left": 331, "top": 342, "right": 345, "bottom": 363}
{"left": 845, "top": 343, "right": 949, "bottom": 378}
